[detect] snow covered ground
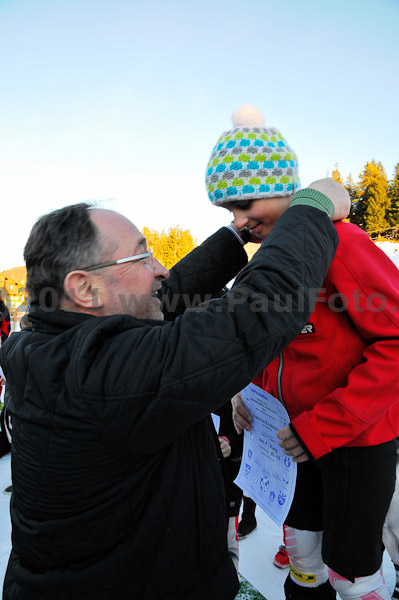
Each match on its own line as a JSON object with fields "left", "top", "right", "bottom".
{"left": 0, "top": 241, "right": 398, "bottom": 598}
{"left": 375, "top": 240, "right": 399, "bottom": 269}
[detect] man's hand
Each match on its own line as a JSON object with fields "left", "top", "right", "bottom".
{"left": 232, "top": 392, "right": 253, "bottom": 434}
{"left": 308, "top": 178, "right": 351, "bottom": 222}
{"left": 277, "top": 426, "right": 309, "bottom": 463}
{"left": 218, "top": 437, "right": 232, "bottom": 458}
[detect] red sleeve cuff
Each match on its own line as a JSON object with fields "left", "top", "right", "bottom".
{"left": 291, "top": 412, "right": 332, "bottom": 460}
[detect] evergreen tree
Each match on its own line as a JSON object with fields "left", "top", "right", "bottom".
{"left": 351, "top": 160, "right": 390, "bottom": 231}
{"left": 387, "top": 161, "right": 399, "bottom": 226}
{"left": 345, "top": 174, "right": 358, "bottom": 223}
{"left": 331, "top": 164, "right": 344, "bottom": 184}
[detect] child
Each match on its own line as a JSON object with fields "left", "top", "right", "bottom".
{"left": 237, "top": 495, "right": 257, "bottom": 539}
{"left": 206, "top": 105, "right": 399, "bottom": 600}
{"left": 214, "top": 402, "right": 243, "bottom": 571}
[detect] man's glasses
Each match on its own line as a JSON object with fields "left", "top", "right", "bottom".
{"left": 82, "top": 251, "right": 153, "bottom": 272}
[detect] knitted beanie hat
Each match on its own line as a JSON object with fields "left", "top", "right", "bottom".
{"left": 206, "top": 104, "right": 300, "bottom": 205}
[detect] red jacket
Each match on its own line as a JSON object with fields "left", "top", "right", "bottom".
{"left": 255, "top": 221, "right": 399, "bottom": 459}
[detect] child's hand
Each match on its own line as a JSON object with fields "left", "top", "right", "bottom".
{"left": 218, "top": 437, "right": 231, "bottom": 458}
{"left": 277, "top": 426, "right": 309, "bottom": 463}
{"left": 232, "top": 392, "right": 253, "bottom": 434}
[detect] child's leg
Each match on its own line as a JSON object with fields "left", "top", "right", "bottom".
{"left": 320, "top": 442, "right": 397, "bottom": 600}
{"left": 328, "top": 568, "right": 390, "bottom": 600}
{"left": 284, "top": 526, "right": 330, "bottom": 587}
{"left": 283, "top": 462, "right": 335, "bottom": 598}
{"left": 237, "top": 495, "right": 257, "bottom": 538}
{"left": 227, "top": 516, "right": 239, "bottom": 572}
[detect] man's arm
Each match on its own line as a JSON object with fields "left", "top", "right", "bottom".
{"left": 159, "top": 178, "right": 349, "bottom": 322}
{"left": 160, "top": 227, "right": 247, "bottom": 320}
{"left": 82, "top": 189, "right": 339, "bottom": 454}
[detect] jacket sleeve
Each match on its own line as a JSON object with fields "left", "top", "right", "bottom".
{"left": 79, "top": 202, "right": 338, "bottom": 454}
{"left": 160, "top": 227, "right": 248, "bottom": 320}
{"left": 291, "top": 232, "right": 399, "bottom": 459}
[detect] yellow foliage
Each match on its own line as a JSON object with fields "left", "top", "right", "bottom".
{"left": 143, "top": 226, "right": 197, "bottom": 269}
{"left": 331, "top": 164, "right": 343, "bottom": 185}
{"left": 357, "top": 160, "right": 388, "bottom": 196}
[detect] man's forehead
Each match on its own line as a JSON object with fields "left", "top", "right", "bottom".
{"left": 89, "top": 209, "right": 146, "bottom": 258}
{"left": 89, "top": 208, "right": 133, "bottom": 228}
{"left": 90, "top": 208, "right": 140, "bottom": 238}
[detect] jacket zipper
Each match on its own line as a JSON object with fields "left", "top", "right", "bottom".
{"left": 277, "top": 352, "right": 287, "bottom": 409}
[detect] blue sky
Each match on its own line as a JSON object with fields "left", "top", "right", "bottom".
{"left": 0, "top": 0, "right": 398, "bottom": 270}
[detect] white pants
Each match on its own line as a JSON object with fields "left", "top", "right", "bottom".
{"left": 284, "top": 525, "right": 390, "bottom": 600}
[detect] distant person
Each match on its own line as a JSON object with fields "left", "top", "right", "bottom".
{"left": 0, "top": 291, "right": 11, "bottom": 345}
{"left": 206, "top": 104, "right": 399, "bottom": 600}
{"left": 383, "top": 449, "right": 399, "bottom": 599}
{"left": 237, "top": 495, "right": 257, "bottom": 538}
{"left": 0, "top": 187, "right": 346, "bottom": 599}
{"left": 19, "top": 313, "right": 31, "bottom": 329}
{"left": 1, "top": 312, "right": 30, "bottom": 491}
{"left": 0, "top": 373, "right": 11, "bottom": 462}
{"left": 0, "top": 290, "right": 11, "bottom": 461}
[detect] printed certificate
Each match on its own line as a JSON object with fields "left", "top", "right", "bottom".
{"left": 234, "top": 383, "right": 297, "bottom": 526}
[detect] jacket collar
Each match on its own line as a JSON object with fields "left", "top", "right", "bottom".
{"left": 28, "top": 307, "right": 95, "bottom": 334}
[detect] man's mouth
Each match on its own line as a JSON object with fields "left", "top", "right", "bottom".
{"left": 151, "top": 285, "right": 161, "bottom": 297}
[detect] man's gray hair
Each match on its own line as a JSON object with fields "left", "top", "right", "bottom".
{"left": 24, "top": 203, "right": 103, "bottom": 309}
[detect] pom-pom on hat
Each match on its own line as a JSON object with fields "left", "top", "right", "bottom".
{"left": 206, "top": 104, "right": 300, "bottom": 205}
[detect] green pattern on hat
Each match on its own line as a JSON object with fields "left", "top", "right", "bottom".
{"left": 205, "top": 104, "right": 300, "bottom": 205}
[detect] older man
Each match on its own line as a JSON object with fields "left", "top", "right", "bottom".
{"left": 0, "top": 183, "right": 347, "bottom": 599}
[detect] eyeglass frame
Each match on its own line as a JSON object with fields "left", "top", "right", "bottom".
{"left": 81, "top": 251, "right": 153, "bottom": 272}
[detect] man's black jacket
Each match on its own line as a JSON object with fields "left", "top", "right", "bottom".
{"left": 0, "top": 205, "right": 337, "bottom": 599}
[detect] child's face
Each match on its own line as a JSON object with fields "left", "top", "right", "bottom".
{"left": 225, "top": 196, "right": 292, "bottom": 241}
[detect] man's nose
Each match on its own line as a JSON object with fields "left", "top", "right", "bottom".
{"left": 153, "top": 257, "right": 170, "bottom": 280}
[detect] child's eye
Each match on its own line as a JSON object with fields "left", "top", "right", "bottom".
{"left": 235, "top": 201, "right": 253, "bottom": 211}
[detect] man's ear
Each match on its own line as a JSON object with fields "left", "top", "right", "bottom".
{"left": 63, "top": 271, "right": 104, "bottom": 310}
